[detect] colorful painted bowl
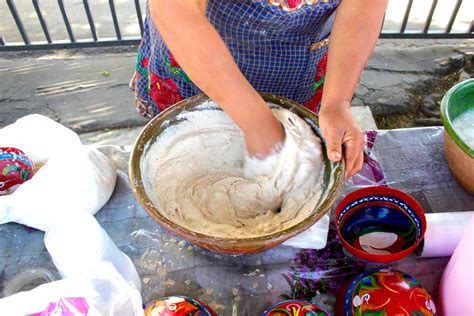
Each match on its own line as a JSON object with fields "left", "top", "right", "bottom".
{"left": 144, "top": 296, "right": 217, "bottom": 316}
{"left": 0, "top": 147, "right": 34, "bottom": 195}
{"left": 335, "top": 186, "right": 426, "bottom": 263}
{"left": 129, "top": 93, "right": 345, "bottom": 254}
{"left": 262, "top": 300, "right": 329, "bottom": 316}
{"left": 440, "top": 78, "right": 474, "bottom": 195}
{"left": 336, "top": 268, "right": 437, "bottom": 316}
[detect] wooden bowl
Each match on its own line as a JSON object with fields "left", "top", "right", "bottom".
{"left": 440, "top": 79, "right": 474, "bottom": 195}
{"left": 129, "top": 93, "right": 345, "bottom": 254}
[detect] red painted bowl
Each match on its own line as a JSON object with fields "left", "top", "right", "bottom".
{"left": 144, "top": 296, "right": 217, "bottom": 316}
{"left": 262, "top": 300, "right": 329, "bottom": 316}
{"left": 0, "top": 147, "right": 34, "bottom": 195}
{"left": 335, "top": 186, "right": 426, "bottom": 263}
{"left": 336, "top": 268, "right": 437, "bottom": 316}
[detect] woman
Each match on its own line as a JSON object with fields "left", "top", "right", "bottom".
{"left": 130, "top": 0, "right": 387, "bottom": 177}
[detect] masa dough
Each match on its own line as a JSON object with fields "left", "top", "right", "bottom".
{"left": 453, "top": 108, "right": 474, "bottom": 149}
{"left": 141, "top": 102, "right": 325, "bottom": 238}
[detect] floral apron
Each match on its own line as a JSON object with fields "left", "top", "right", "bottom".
{"left": 130, "top": 0, "right": 340, "bottom": 118}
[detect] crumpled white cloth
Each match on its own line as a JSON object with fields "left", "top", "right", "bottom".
{"left": 0, "top": 115, "right": 142, "bottom": 310}
{"left": 0, "top": 115, "right": 117, "bottom": 231}
{"left": 0, "top": 114, "right": 82, "bottom": 163}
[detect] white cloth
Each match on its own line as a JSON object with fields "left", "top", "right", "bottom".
{"left": 0, "top": 115, "right": 141, "bottom": 311}
{"left": 0, "top": 115, "right": 117, "bottom": 231}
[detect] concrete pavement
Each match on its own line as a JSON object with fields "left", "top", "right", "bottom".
{"left": 0, "top": 46, "right": 148, "bottom": 132}
{"left": 0, "top": 39, "right": 473, "bottom": 145}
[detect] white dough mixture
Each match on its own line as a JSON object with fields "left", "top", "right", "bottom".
{"left": 452, "top": 108, "right": 474, "bottom": 149}
{"left": 141, "top": 102, "right": 326, "bottom": 238}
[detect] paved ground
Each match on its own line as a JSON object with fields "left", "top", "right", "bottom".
{"left": 0, "top": 39, "right": 473, "bottom": 144}
{"left": 0, "top": 46, "right": 148, "bottom": 133}
{"left": 355, "top": 39, "right": 473, "bottom": 116}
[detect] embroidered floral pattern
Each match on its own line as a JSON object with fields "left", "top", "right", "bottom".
{"left": 268, "top": 0, "right": 330, "bottom": 11}
{"left": 165, "top": 53, "right": 190, "bottom": 83}
{"left": 132, "top": 50, "right": 185, "bottom": 117}
{"left": 304, "top": 51, "right": 327, "bottom": 113}
{"left": 135, "top": 51, "right": 150, "bottom": 81}
{"left": 149, "top": 72, "right": 184, "bottom": 112}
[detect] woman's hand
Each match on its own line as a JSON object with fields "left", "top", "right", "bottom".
{"left": 242, "top": 111, "right": 285, "bottom": 158}
{"left": 318, "top": 100, "right": 364, "bottom": 177}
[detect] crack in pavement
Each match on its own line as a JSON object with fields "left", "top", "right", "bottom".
{"left": 363, "top": 67, "right": 442, "bottom": 75}
{"left": 0, "top": 97, "right": 28, "bottom": 103}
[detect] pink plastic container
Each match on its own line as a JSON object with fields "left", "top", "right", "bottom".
{"left": 439, "top": 214, "right": 474, "bottom": 316}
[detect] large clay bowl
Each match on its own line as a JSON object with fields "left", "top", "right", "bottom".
{"left": 440, "top": 79, "right": 474, "bottom": 195}
{"left": 129, "top": 93, "right": 345, "bottom": 254}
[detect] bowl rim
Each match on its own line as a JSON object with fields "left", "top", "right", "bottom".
{"left": 334, "top": 186, "right": 427, "bottom": 263}
{"left": 144, "top": 295, "right": 216, "bottom": 315}
{"left": 440, "top": 78, "right": 474, "bottom": 158}
{"left": 129, "top": 93, "right": 345, "bottom": 245}
{"left": 262, "top": 299, "right": 330, "bottom": 315}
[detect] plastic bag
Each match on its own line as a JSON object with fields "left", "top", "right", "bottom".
{"left": 282, "top": 214, "right": 329, "bottom": 249}
{"left": 0, "top": 115, "right": 117, "bottom": 231}
{"left": 0, "top": 114, "right": 82, "bottom": 164}
{"left": 45, "top": 212, "right": 142, "bottom": 292}
{"left": 0, "top": 262, "right": 144, "bottom": 316}
{"left": 0, "top": 115, "right": 142, "bottom": 315}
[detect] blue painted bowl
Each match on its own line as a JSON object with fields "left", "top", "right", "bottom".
{"left": 335, "top": 186, "right": 426, "bottom": 263}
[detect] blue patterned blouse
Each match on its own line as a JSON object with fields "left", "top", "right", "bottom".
{"left": 130, "top": 0, "right": 340, "bottom": 118}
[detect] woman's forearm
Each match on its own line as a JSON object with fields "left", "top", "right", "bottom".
{"left": 318, "top": 0, "right": 387, "bottom": 177}
{"left": 322, "top": 0, "right": 387, "bottom": 108}
{"left": 150, "top": 0, "right": 276, "bottom": 133}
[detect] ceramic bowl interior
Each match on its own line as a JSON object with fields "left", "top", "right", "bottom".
{"left": 129, "top": 93, "right": 345, "bottom": 254}
{"left": 335, "top": 186, "right": 426, "bottom": 263}
{"left": 441, "top": 78, "right": 474, "bottom": 158}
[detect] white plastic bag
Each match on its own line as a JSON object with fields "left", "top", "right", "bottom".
{"left": 282, "top": 214, "right": 329, "bottom": 249}
{"left": 0, "top": 115, "right": 117, "bottom": 231}
{"left": 0, "top": 262, "right": 144, "bottom": 316}
{"left": 0, "top": 146, "right": 117, "bottom": 231}
{"left": 0, "top": 114, "right": 82, "bottom": 164}
{"left": 45, "top": 212, "right": 142, "bottom": 292}
{"left": 0, "top": 115, "right": 142, "bottom": 315}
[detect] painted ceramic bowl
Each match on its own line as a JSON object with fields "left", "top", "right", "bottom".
{"left": 335, "top": 186, "right": 426, "bottom": 263}
{"left": 440, "top": 78, "right": 474, "bottom": 195}
{"left": 144, "top": 296, "right": 217, "bottom": 316}
{"left": 129, "top": 93, "right": 345, "bottom": 254}
{"left": 336, "top": 268, "right": 437, "bottom": 316}
{"left": 262, "top": 300, "right": 329, "bottom": 316}
{"left": 0, "top": 147, "right": 34, "bottom": 195}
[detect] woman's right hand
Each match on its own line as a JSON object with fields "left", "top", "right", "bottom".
{"left": 242, "top": 112, "right": 285, "bottom": 158}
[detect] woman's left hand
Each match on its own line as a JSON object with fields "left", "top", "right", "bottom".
{"left": 318, "top": 100, "right": 364, "bottom": 178}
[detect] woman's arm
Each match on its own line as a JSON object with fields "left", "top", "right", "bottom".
{"left": 150, "top": 0, "right": 284, "bottom": 158}
{"left": 319, "top": 0, "right": 387, "bottom": 177}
